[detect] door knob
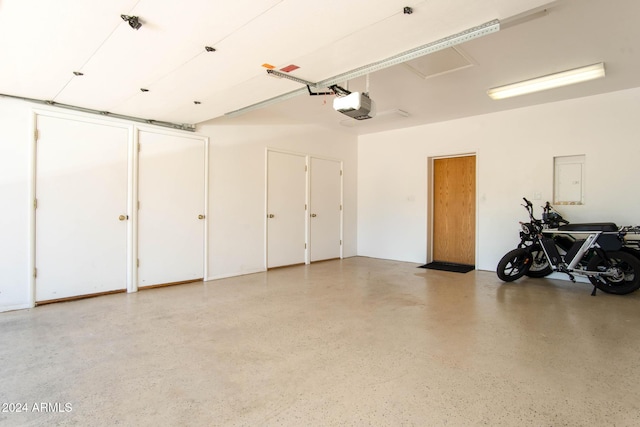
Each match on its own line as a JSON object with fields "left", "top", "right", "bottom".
{"left": 311, "top": 213, "right": 317, "bottom": 217}
{"left": 118, "top": 215, "right": 128, "bottom": 221}
{"left": 268, "top": 214, "right": 275, "bottom": 218}
{"left": 198, "top": 214, "right": 205, "bottom": 219}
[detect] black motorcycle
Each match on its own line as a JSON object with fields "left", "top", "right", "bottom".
{"left": 497, "top": 198, "right": 640, "bottom": 295}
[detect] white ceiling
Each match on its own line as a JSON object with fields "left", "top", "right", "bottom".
{"left": 1, "top": 0, "right": 639, "bottom": 134}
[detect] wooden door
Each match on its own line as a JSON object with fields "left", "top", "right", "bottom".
{"left": 432, "top": 155, "right": 476, "bottom": 265}
{"left": 309, "top": 157, "right": 342, "bottom": 262}
{"left": 35, "top": 115, "right": 129, "bottom": 302}
{"left": 137, "top": 130, "right": 206, "bottom": 288}
{"left": 266, "top": 151, "right": 306, "bottom": 268}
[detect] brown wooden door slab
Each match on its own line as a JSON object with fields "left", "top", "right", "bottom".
{"left": 432, "top": 156, "right": 476, "bottom": 265}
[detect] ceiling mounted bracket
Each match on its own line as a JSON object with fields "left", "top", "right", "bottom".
{"left": 306, "top": 86, "right": 334, "bottom": 96}
{"left": 120, "top": 14, "right": 142, "bottom": 30}
{"left": 328, "top": 85, "right": 351, "bottom": 97}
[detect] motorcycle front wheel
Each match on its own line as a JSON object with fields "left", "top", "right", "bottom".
{"left": 525, "top": 249, "right": 553, "bottom": 278}
{"left": 497, "top": 248, "right": 532, "bottom": 282}
{"left": 587, "top": 250, "right": 640, "bottom": 295}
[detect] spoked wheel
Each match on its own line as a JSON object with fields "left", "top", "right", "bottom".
{"left": 587, "top": 250, "right": 640, "bottom": 295}
{"left": 497, "top": 248, "right": 532, "bottom": 282}
{"left": 525, "top": 249, "right": 553, "bottom": 278}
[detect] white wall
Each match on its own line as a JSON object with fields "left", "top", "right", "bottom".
{"left": 0, "top": 99, "right": 32, "bottom": 311}
{"left": 197, "top": 120, "right": 358, "bottom": 280}
{"left": 358, "top": 88, "right": 640, "bottom": 271}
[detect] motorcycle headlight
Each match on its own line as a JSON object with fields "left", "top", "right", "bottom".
{"left": 521, "top": 223, "right": 533, "bottom": 235}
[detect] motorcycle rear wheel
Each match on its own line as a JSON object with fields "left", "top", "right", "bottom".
{"left": 587, "top": 250, "right": 640, "bottom": 295}
{"left": 497, "top": 248, "right": 532, "bottom": 282}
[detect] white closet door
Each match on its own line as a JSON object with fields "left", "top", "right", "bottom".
{"left": 35, "top": 115, "right": 129, "bottom": 302}
{"left": 309, "top": 157, "right": 342, "bottom": 262}
{"left": 137, "top": 131, "right": 205, "bottom": 287}
{"left": 267, "top": 151, "right": 306, "bottom": 268}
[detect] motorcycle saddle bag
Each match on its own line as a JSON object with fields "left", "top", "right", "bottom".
{"left": 558, "top": 222, "right": 618, "bottom": 232}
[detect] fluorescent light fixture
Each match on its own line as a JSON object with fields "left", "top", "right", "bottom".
{"left": 487, "top": 63, "right": 605, "bottom": 100}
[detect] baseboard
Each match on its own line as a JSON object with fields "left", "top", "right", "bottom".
{"left": 206, "top": 268, "right": 265, "bottom": 282}
{"left": 0, "top": 303, "right": 35, "bottom": 313}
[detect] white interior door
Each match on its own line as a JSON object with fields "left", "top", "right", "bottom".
{"left": 309, "top": 157, "right": 342, "bottom": 262}
{"left": 35, "top": 115, "right": 129, "bottom": 302}
{"left": 137, "top": 131, "right": 205, "bottom": 287}
{"left": 267, "top": 151, "right": 306, "bottom": 268}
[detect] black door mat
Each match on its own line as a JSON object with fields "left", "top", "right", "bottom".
{"left": 418, "top": 262, "right": 475, "bottom": 273}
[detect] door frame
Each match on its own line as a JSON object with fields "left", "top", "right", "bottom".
{"left": 427, "top": 152, "right": 478, "bottom": 265}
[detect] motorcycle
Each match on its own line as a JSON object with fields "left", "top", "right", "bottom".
{"left": 496, "top": 198, "right": 640, "bottom": 295}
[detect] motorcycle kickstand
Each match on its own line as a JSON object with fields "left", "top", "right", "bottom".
{"left": 561, "top": 268, "right": 576, "bottom": 283}
{"left": 562, "top": 268, "right": 597, "bottom": 296}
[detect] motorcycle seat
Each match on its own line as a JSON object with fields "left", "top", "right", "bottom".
{"left": 558, "top": 222, "right": 618, "bottom": 232}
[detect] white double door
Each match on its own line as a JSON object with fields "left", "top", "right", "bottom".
{"left": 34, "top": 114, "right": 205, "bottom": 302}
{"left": 266, "top": 151, "right": 342, "bottom": 268}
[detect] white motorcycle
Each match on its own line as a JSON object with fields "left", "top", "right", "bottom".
{"left": 497, "top": 198, "right": 640, "bottom": 296}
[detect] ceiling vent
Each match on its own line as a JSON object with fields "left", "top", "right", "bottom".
{"left": 403, "top": 47, "right": 474, "bottom": 80}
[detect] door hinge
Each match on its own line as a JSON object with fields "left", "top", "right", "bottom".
{"left": 340, "top": 170, "right": 343, "bottom": 176}
{"left": 34, "top": 129, "right": 39, "bottom": 141}
{"left": 137, "top": 259, "right": 140, "bottom": 268}
{"left": 305, "top": 243, "right": 307, "bottom": 249}
{"left": 340, "top": 240, "right": 342, "bottom": 245}
{"left": 34, "top": 199, "right": 38, "bottom": 209}
{"left": 340, "top": 204, "right": 342, "bottom": 211}
{"left": 137, "top": 142, "right": 141, "bottom": 152}
{"left": 305, "top": 165, "right": 308, "bottom": 172}
{"left": 34, "top": 268, "right": 37, "bottom": 278}
{"left": 137, "top": 201, "right": 140, "bottom": 210}
{"left": 305, "top": 204, "right": 307, "bottom": 210}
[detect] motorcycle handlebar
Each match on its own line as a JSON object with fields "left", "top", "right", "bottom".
{"left": 522, "top": 197, "right": 532, "bottom": 207}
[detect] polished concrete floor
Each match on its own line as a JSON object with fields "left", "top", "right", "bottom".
{"left": 2, "top": 257, "right": 640, "bottom": 426}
